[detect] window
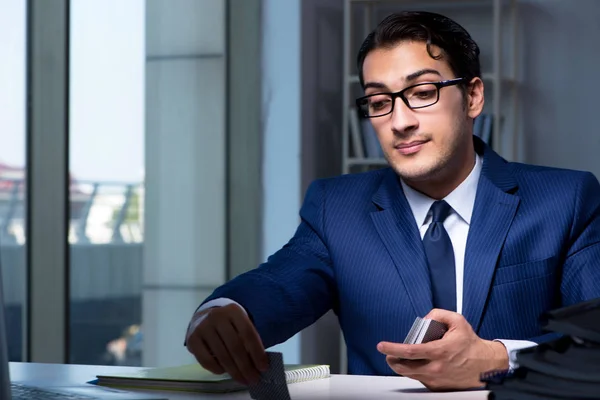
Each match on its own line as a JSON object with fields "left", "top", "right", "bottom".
{"left": 0, "top": 0, "right": 27, "bottom": 362}
{"left": 69, "top": 0, "right": 226, "bottom": 367}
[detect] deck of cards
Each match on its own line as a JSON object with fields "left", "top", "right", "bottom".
{"left": 248, "top": 351, "right": 291, "bottom": 400}
{"left": 403, "top": 316, "right": 448, "bottom": 344}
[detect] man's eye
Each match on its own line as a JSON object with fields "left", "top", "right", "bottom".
{"left": 412, "top": 89, "right": 437, "bottom": 99}
{"left": 370, "top": 100, "right": 390, "bottom": 110}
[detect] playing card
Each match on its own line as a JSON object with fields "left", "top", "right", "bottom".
{"left": 419, "top": 319, "right": 448, "bottom": 343}
{"left": 248, "top": 351, "right": 291, "bottom": 400}
{"left": 403, "top": 316, "right": 423, "bottom": 344}
{"left": 403, "top": 317, "right": 448, "bottom": 344}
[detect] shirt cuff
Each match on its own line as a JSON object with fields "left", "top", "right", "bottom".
{"left": 494, "top": 339, "right": 538, "bottom": 370}
{"left": 185, "top": 298, "right": 246, "bottom": 343}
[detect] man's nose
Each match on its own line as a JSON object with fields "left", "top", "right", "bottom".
{"left": 390, "top": 97, "right": 419, "bottom": 134}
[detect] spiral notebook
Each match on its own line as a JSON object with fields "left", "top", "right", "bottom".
{"left": 95, "top": 360, "right": 330, "bottom": 394}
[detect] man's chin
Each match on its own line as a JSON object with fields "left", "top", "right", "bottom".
{"left": 391, "top": 162, "right": 442, "bottom": 183}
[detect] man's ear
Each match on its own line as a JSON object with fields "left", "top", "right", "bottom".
{"left": 466, "top": 77, "right": 484, "bottom": 119}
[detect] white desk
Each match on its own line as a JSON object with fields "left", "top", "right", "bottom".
{"left": 9, "top": 362, "right": 490, "bottom": 399}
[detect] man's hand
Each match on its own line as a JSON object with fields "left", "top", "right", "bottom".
{"left": 185, "top": 303, "right": 269, "bottom": 386}
{"left": 377, "top": 308, "right": 509, "bottom": 391}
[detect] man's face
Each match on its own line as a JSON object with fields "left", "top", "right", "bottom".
{"left": 361, "top": 41, "right": 480, "bottom": 184}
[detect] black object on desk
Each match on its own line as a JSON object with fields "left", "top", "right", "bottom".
{"left": 485, "top": 297, "right": 600, "bottom": 400}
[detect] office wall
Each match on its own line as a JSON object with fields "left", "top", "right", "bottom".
{"left": 300, "top": 0, "right": 344, "bottom": 374}
{"left": 143, "top": 0, "right": 227, "bottom": 367}
{"left": 519, "top": 0, "right": 600, "bottom": 177}
{"left": 300, "top": 0, "right": 345, "bottom": 192}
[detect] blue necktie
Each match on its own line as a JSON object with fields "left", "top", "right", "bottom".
{"left": 423, "top": 200, "right": 456, "bottom": 312}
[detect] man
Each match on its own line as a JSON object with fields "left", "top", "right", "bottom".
{"left": 185, "top": 11, "right": 600, "bottom": 391}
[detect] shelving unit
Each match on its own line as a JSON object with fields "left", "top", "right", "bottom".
{"left": 338, "top": 0, "right": 519, "bottom": 373}
{"left": 341, "top": 0, "right": 520, "bottom": 176}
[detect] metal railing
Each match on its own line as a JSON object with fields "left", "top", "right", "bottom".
{"left": 0, "top": 178, "right": 144, "bottom": 245}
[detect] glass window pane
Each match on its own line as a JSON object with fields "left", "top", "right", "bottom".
{"left": 0, "top": 0, "right": 27, "bottom": 362}
{"left": 69, "top": 0, "right": 145, "bottom": 366}
{"left": 69, "top": 0, "right": 227, "bottom": 367}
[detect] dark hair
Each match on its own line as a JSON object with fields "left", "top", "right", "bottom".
{"left": 357, "top": 11, "right": 481, "bottom": 88}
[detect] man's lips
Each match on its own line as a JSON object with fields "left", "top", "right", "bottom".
{"left": 394, "top": 140, "right": 428, "bottom": 155}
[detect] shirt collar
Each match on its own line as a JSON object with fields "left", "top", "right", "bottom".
{"left": 400, "top": 152, "right": 482, "bottom": 226}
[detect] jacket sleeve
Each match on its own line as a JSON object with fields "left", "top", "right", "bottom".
{"left": 200, "top": 179, "right": 337, "bottom": 349}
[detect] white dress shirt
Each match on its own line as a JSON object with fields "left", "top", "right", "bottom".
{"left": 188, "top": 153, "right": 536, "bottom": 369}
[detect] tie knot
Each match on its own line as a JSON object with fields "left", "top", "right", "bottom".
{"left": 430, "top": 200, "right": 452, "bottom": 223}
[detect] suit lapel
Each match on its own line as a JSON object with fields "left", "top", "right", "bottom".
{"left": 368, "top": 138, "right": 520, "bottom": 325}
{"left": 462, "top": 139, "right": 520, "bottom": 332}
{"left": 371, "top": 170, "right": 433, "bottom": 317}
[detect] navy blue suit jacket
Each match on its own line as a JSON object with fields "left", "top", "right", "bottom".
{"left": 205, "top": 138, "right": 600, "bottom": 375}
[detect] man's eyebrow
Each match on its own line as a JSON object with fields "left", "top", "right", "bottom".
{"left": 363, "top": 69, "right": 443, "bottom": 91}
{"left": 363, "top": 81, "right": 388, "bottom": 91}
{"left": 405, "top": 68, "right": 442, "bottom": 82}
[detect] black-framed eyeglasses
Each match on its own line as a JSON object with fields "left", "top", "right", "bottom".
{"left": 355, "top": 77, "right": 466, "bottom": 118}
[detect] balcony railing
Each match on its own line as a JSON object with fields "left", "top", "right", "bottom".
{"left": 0, "top": 178, "right": 144, "bottom": 245}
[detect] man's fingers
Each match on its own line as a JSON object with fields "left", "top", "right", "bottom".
{"left": 387, "top": 356, "right": 430, "bottom": 372}
{"left": 424, "top": 308, "right": 463, "bottom": 327}
{"left": 188, "top": 337, "right": 225, "bottom": 375}
{"left": 387, "top": 356, "right": 445, "bottom": 378}
{"left": 231, "top": 313, "right": 269, "bottom": 372}
{"left": 185, "top": 303, "right": 269, "bottom": 386}
{"left": 216, "top": 322, "right": 262, "bottom": 385}
{"left": 377, "top": 341, "right": 440, "bottom": 360}
{"left": 204, "top": 331, "right": 247, "bottom": 385}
